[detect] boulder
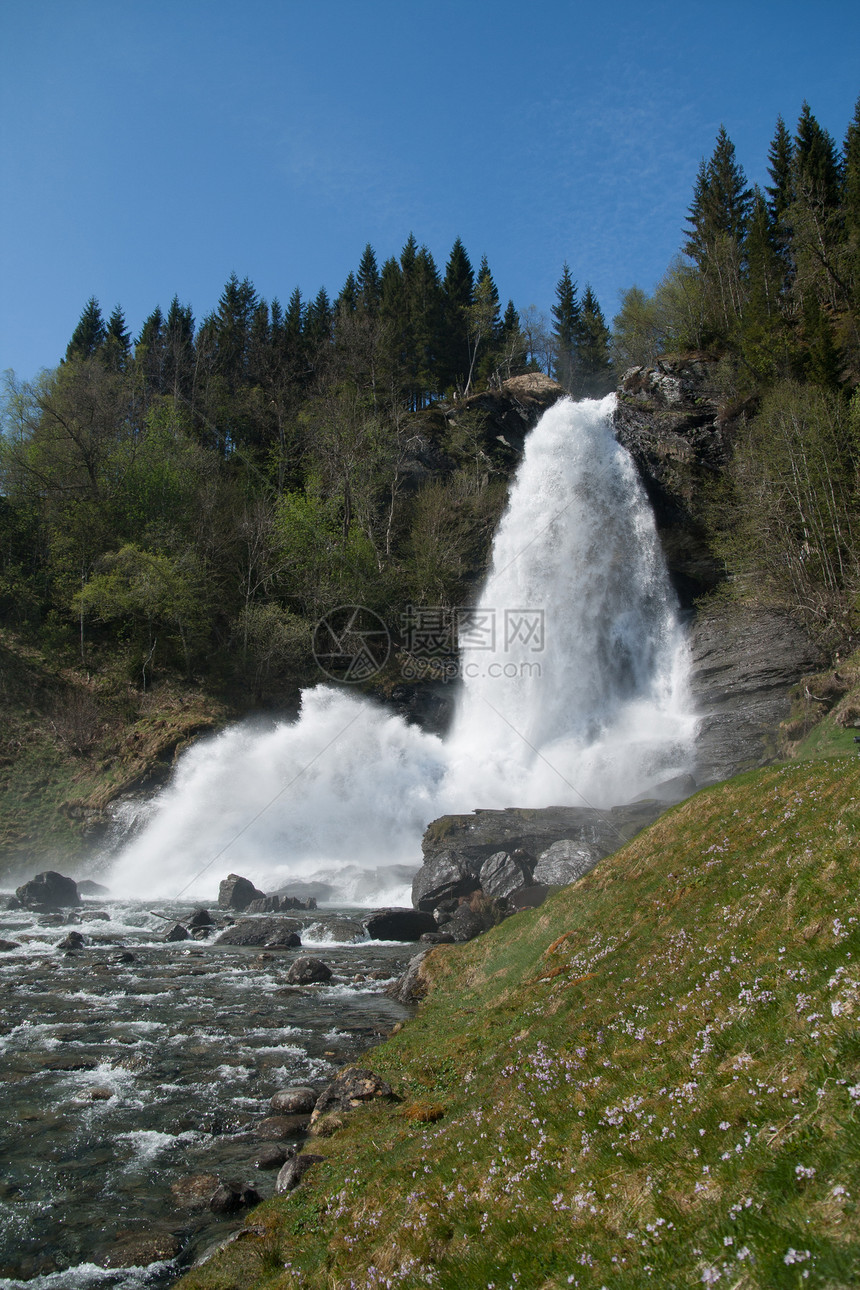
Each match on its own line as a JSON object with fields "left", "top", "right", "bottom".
{"left": 533, "top": 839, "right": 602, "bottom": 887}
{"left": 285, "top": 956, "right": 332, "bottom": 985}
{"left": 165, "top": 922, "right": 190, "bottom": 942}
{"left": 15, "top": 871, "right": 80, "bottom": 910}
{"left": 58, "top": 931, "right": 85, "bottom": 950}
{"left": 254, "top": 1114, "right": 310, "bottom": 1140}
{"left": 216, "top": 917, "right": 302, "bottom": 948}
{"left": 275, "top": 1153, "right": 325, "bottom": 1194}
{"left": 445, "top": 905, "right": 487, "bottom": 943}
{"left": 209, "top": 1180, "right": 261, "bottom": 1214}
{"left": 302, "top": 917, "right": 365, "bottom": 943}
{"left": 478, "top": 850, "right": 532, "bottom": 901}
{"left": 386, "top": 949, "right": 432, "bottom": 1004}
{"left": 245, "top": 896, "right": 286, "bottom": 913}
{"left": 218, "top": 874, "right": 267, "bottom": 911}
{"left": 508, "top": 884, "right": 550, "bottom": 911}
{"left": 188, "top": 908, "right": 214, "bottom": 927}
{"left": 362, "top": 908, "right": 437, "bottom": 941}
{"left": 77, "top": 880, "right": 110, "bottom": 896}
{"left": 270, "top": 1086, "right": 318, "bottom": 1115}
{"left": 255, "top": 1142, "right": 295, "bottom": 1170}
{"left": 311, "top": 1068, "right": 396, "bottom": 1122}
{"left": 80, "top": 910, "right": 111, "bottom": 921}
{"left": 411, "top": 850, "right": 476, "bottom": 912}
{"left": 0, "top": 939, "right": 21, "bottom": 952}
{"left": 171, "top": 1173, "right": 220, "bottom": 1209}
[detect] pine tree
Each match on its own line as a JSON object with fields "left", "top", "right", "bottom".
{"left": 66, "top": 297, "right": 106, "bottom": 362}
{"left": 441, "top": 238, "right": 474, "bottom": 392}
{"left": 684, "top": 126, "right": 753, "bottom": 267}
{"left": 794, "top": 102, "right": 842, "bottom": 210}
{"left": 842, "top": 96, "right": 860, "bottom": 334}
{"left": 135, "top": 305, "right": 166, "bottom": 391}
{"left": 766, "top": 115, "right": 795, "bottom": 225}
{"left": 551, "top": 263, "right": 581, "bottom": 390}
{"left": 740, "top": 188, "right": 795, "bottom": 380}
{"left": 336, "top": 271, "right": 358, "bottom": 315}
{"left": 102, "top": 305, "right": 131, "bottom": 373}
{"left": 578, "top": 286, "right": 613, "bottom": 396}
{"left": 163, "top": 298, "right": 195, "bottom": 401}
{"left": 356, "top": 244, "right": 381, "bottom": 314}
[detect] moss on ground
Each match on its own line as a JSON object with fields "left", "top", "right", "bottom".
{"left": 180, "top": 759, "right": 860, "bottom": 1290}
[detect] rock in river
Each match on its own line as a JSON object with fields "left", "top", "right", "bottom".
{"left": 15, "top": 871, "right": 80, "bottom": 910}
{"left": 285, "top": 956, "right": 332, "bottom": 985}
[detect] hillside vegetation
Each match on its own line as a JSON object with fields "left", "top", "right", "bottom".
{"left": 181, "top": 756, "right": 860, "bottom": 1290}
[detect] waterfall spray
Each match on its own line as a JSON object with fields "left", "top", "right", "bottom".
{"left": 108, "top": 396, "right": 695, "bottom": 903}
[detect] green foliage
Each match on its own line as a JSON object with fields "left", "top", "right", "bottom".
{"left": 710, "top": 380, "right": 859, "bottom": 648}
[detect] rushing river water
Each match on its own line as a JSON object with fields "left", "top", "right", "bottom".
{"left": 0, "top": 897, "right": 412, "bottom": 1288}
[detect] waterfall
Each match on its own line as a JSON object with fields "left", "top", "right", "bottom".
{"left": 107, "top": 396, "right": 695, "bottom": 903}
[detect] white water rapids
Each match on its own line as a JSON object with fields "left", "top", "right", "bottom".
{"left": 108, "top": 395, "right": 696, "bottom": 904}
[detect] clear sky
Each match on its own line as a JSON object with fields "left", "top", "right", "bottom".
{"left": 2, "top": 0, "right": 858, "bottom": 381}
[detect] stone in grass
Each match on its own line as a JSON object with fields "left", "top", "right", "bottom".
{"left": 285, "top": 956, "right": 332, "bottom": 985}
{"left": 275, "top": 1153, "right": 325, "bottom": 1194}
{"left": 209, "top": 1180, "right": 262, "bottom": 1214}
{"left": 311, "top": 1068, "right": 396, "bottom": 1124}
{"left": 269, "top": 1085, "right": 318, "bottom": 1115}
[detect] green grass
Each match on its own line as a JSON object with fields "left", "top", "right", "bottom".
{"left": 794, "top": 714, "right": 860, "bottom": 762}
{"left": 180, "top": 759, "right": 860, "bottom": 1290}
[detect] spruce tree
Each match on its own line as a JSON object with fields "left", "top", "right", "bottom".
{"left": 356, "top": 244, "right": 381, "bottom": 314}
{"left": 794, "top": 102, "right": 841, "bottom": 210}
{"left": 103, "top": 305, "right": 131, "bottom": 373}
{"left": 551, "top": 263, "right": 581, "bottom": 390}
{"left": 441, "top": 238, "right": 474, "bottom": 391}
{"left": 135, "top": 305, "right": 166, "bottom": 391}
{"left": 578, "top": 286, "right": 613, "bottom": 396}
{"left": 66, "top": 297, "right": 106, "bottom": 362}
{"left": 766, "top": 115, "right": 794, "bottom": 225}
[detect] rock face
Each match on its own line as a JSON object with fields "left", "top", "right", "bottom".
{"left": 690, "top": 603, "right": 820, "bottom": 784}
{"left": 412, "top": 802, "right": 664, "bottom": 919}
{"left": 15, "top": 871, "right": 80, "bottom": 910}
{"left": 613, "top": 356, "right": 743, "bottom": 607}
{"left": 614, "top": 355, "right": 821, "bottom": 787}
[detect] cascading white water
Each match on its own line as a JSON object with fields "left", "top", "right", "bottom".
{"left": 108, "top": 396, "right": 696, "bottom": 903}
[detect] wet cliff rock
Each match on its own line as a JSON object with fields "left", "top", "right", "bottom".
{"left": 613, "top": 356, "right": 747, "bottom": 607}
{"left": 614, "top": 356, "right": 821, "bottom": 783}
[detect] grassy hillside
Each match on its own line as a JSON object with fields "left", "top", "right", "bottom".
{"left": 181, "top": 757, "right": 860, "bottom": 1289}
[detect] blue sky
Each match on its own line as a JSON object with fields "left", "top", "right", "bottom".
{"left": 2, "top": 0, "right": 858, "bottom": 381}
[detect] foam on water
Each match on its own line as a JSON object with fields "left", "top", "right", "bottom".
{"left": 107, "top": 396, "right": 696, "bottom": 902}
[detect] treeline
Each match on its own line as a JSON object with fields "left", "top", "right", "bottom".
{"left": 0, "top": 235, "right": 613, "bottom": 702}
{"left": 613, "top": 97, "right": 860, "bottom": 653}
